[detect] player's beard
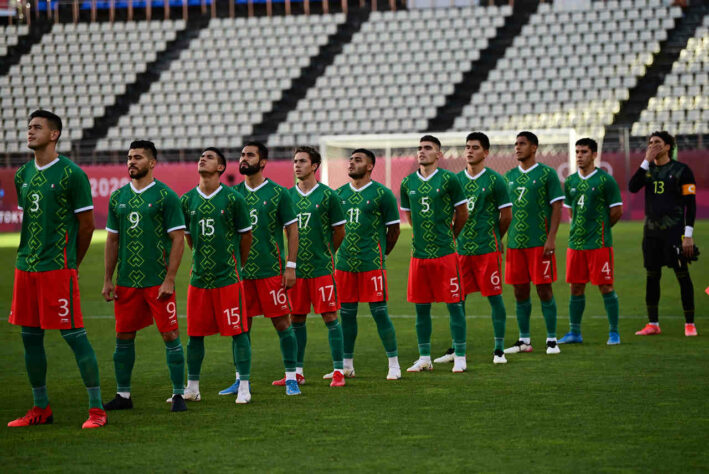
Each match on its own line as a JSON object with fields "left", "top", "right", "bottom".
{"left": 348, "top": 170, "right": 366, "bottom": 179}
{"left": 239, "top": 162, "right": 260, "bottom": 176}
{"left": 129, "top": 167, "right": 148, "bottom": 179}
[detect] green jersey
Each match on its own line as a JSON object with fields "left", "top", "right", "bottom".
{"left": 400, "top": 168, "right": 467, "bottom": 259}
{"left": 564, "top": 168, "right": 622, "bottom": 250}
{"left": 235, "top": 179, "right": 297, "bottom": 280}
{"left": 335, "top": 180, "right": 400, "bottom": 272}
{"left": 14, "top": 155, "right": 93, "bottom": 272}
{"left": 106, "top": 180, "right": 186, "bottom": 288}
{"left": 456, "top": 167, "right": 512, "bottom": 256}
{"left": 181, "top": 185, "right": 252, "bottom": 289}
{"left": 289, "top": 183, "right": 346, "bottom": 279}
{"left": 505, "top": 163, "right": 564, "bottom": 249}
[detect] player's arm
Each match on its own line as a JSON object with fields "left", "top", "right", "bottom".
{"left": 402, "top": 210, "right": 411, "bottom": 225}
{"left": 499, "top": 206, "right": 512, "bottom": 240}
{"left": 609, "top": 205, "right": 623, "bottom": 227}
{"left": 76, "top": 209, "right": 95, "bottom": 267}
{"left": 185, "top": 234, "right": 193, "bottom": 250}
{"left": 543, "top": 200, "right": 562, "bottom": 257}
{"left": 332, "top": 224, "right": 345, "bottom": 252}
{"left": 628, "top": 144, "right": 661, "bottom": 193}
{"left": 158, "top": 229, "right": 185, "bottom": 299}
{"left": 239, "top": 230, "right": 252, "bottom": 268}
{"left": 452, "top": 202, "right": 468, "bottom": 239}
{"left": 385, "top": 223, "right": 400, "bottom": 255}
{"left": 102, "top": 231, "right": 119, "bottom": 301}
{"left": 282, "top": 221, "right": 298, "bottom": 289}
{"left": 680, "top": 169, "right": 697, "bottom": 258}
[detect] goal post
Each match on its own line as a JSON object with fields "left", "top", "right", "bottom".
{"left": 319, "top": 129, "right": 583, "bottom": 192}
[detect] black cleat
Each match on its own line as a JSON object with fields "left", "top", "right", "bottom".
{"left": 104, "top": 394, "right": 133, "bottom": 411}
{"left": 171, "top": 394, "right": 187, "bottom": 412}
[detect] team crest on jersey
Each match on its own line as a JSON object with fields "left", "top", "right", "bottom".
{"left": 119, "top": 204, "right": 126, "bottom": 208}
{"left": 316, "top": 204, "right": 319, "bottom": 208}
{"left": 149, "top": 203, "right": 153, "bottom": 207}
{"left": 263, "top": 201, "right": 267, "bottom": 205}
{"left": 51, "top": 184, "right": 55, "bottom": 189}
{"left": 221, "top": 210, "right": 225, "bottom": 214}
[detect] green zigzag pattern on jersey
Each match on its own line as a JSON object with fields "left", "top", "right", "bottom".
{"left": 512, "top": 173, "right": 531, "bottom": 248}
{"left": 196, "top": 196, "right": 218, "bottom": 287}
{"left": 25, "top": 171, "right": 47, "bottom": 271}
{"left": 127, "top": 192, "right": 146, "bottom": 287}
{"left": 343, "top": 190, "right": 363, "bottom": 272}
{"left": 296, "top": 194, "right": 315, "bottom": 277}
{"left": 51, "top": 167, "right": 72, "bottom": 268}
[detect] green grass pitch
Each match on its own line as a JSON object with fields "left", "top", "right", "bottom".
{"left": 1, "top": 222, "right": 707, "bottom": 472}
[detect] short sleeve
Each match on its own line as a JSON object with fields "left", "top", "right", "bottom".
{"left": 278, "top": 187, "right": 298, "bottom": 226}
{"left": 328, "top": 189, "right": 346, "bottom": 226}
{"left": 494, "top": 175, "right": 512, "bottom": 209}
{"left": 70, "top": 168, "right": 94, "bottom": 213}
{"left": 547, "top": 168, "right": 564, "bottom": 203}
{"left": 164, "top": 189, "right": 186, "bottom": 233}
{"left": 604, "top": 175, "right": 623, "bottom": 207}
{"left": 563, "top": 178, "right": 573, "bottom": 208}
{"left": 679, "top": 165, "right": 697, "bottom": 195}
{"left": 448, "top": 173, "right": 467, "bottom": 207}
{"left": 14, "top": 168, "right": 23, "bottom": 210}
{"left": 233, "top": 192, "right": 252, "bottom": 233}
{"left": 381, "top": 186, "right": 400, "bottom": 225}
{"left": 180, "top": 193, "right": 191, "bottom": 234}
{"left": 106, "top": 191, "right": 119, "bottom": 233}
{"left": 399, "top": 178, "right": 410, "bottom": 211}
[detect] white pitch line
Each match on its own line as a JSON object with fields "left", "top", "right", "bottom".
{"left": 82, "top": 314, "right": 684, "bottom": 320}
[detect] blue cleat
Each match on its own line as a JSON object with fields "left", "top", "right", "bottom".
{"left": 558, "top": 332, "right": 583, "bottom": 344}
{"left": 285, "top": 379, "right": 301, "bottom": 396}
{"left": 218, "top": 379, "right": 240, "bottom": 396}
{"left": 607, "top": 331, "right": 621, "bottom": 345}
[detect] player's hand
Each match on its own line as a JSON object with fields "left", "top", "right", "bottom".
{"left": 158, "top": 279, "right": 175, "bottom": 299}
{"left": 282, "top": 267, "right": 296, "bottom": 290}
{"left": 682, "top": 236, "right": 695, "bottom": 258}
{"left": 644, "top": 143, "right": 663, "bottom": 163}
{"left": 102, "top": 280, "right": 116, "bottom": 301}
{"left": 542, "top": 239, "right": 555, "bottom": 258}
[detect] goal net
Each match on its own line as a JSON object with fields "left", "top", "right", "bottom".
{"left": 319, "top": 129, "right": 584, "bottom": 193}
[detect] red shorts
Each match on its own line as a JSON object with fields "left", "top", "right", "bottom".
{"left": 335, "top": 269, "right": 388, "bottom": 303}
{"left": 186, "top": 283, "right": 248, "bottom": 336}
{"left": 458, "top": 252, "right": 503, "bottom": 297}
{"left": 10, "top": 268, "right": 83, "bottom": 330}
{"left": 505, "top": 247, "right": 557, "bottom": 285}
{"left": 243, "top": 276, "right": 291, "bottom": 318}
{"left": 407, "top": 254, "right": 463, "bottom": 304}
{"left": 566, "top": 247, "right": 615, "bottom": 285}
{"left": 114, "top": 285, "right": 178, "bottom": 333}
{"left": 288, "top": 274, "right": 340, "bottom": 315}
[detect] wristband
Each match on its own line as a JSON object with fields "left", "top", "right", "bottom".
{"left": 286, "top": 261, "right": 296, "bottom": 269}
{"left": 640, "top": 161, "right": 650, "bottom": 170}
{"left": 685, "top": 226, "right": 693, "bottom": 238}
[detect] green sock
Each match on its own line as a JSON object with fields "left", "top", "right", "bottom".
{"left": 61, "top": 328, "right": 102, "bottom": 409}
{"left": 516, "top": 298, "right": 532, "bottom": 338}
{"left": 277, "top": 326, "right": 297, "bottom": 372}
{"left": 187, "top": 336, "right": 205, "bottom": 381}
{"left": 21, "top": 327, "right": 48, "bottom": 408}
{"left": 541, "top": 297, "right": 558, "bottom": 339}
{"left": 569, "top": 294, "right": 585, "bottom": 335}
{"left": 369, "top": 301, "right": 398, "bottom": 357}
{"left": 292, "top": 321, "right": 307, "bottom": 368}
{"left": 415, "top": 303, "right": 432, "bottom": 356}
{"left": 447, "top": 302, "right": 466, "bottom": 356}
{"left": 113, "top": 337, "right": 135, "bottom": 393}
{"left": 603, "top": 291, "right": 620, "bottom": 333}
{"left": 164, "top": 339, "right": 185, "bottom": 395}
{"left": 233, "top": 333, "right": 251, "bottom": 381}
{"left": 340, "top": 302, "right": 358, "bottom": 359}
{"left": 325, "top": 319, "right": 344, "bottom": 370}
{"left": 488, "top": 295, "right": 506, "bottom": 352}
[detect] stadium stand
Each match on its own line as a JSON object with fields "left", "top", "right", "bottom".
{"left": 632, "top": 14, "right": 709, "bottom": 137}
{"left": 0, "top": 23, "right": 27, "bottom": 56}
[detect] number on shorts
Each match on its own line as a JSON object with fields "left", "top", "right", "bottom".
{"left": 601, "top": 261, "right": 611, "bottom": 275}
{"left": 223, "top": 307, "right": 241, "bottom": 325}
{"left": 449, "top": 277, "right": 459, "bottom": 294}
{"left": 490, "top": 270, "right": 500, "bottom": 286}
{"left": 319, "top": 284, "right": 334, "bottom": 301}
{"left": 58, "top": 298, "right": 69, "bottom": 317}
{"left": 198, "top": 218, "right": 215, "bottom": 236}
{"left": 420, "top": 196, "right": 431, "bottom": 213}
{"left": 129, "top": 211, "right": 140, "bottom": 229}
{"left": 166, "top": 301, "right": 176, "bottom": 318}
{"left": 542, "top": 260, "right": 551, "bottom": 276}
{"left": 29, "top": 193, "right": 40, "bottom": 212}
{"left": 371, "top": 275, "right": 383, "bottom": 292}
{"left": 269, "top": 288, "right": 287, "bottom": 306}
{"left": 297, "top": 212, "right": 311, "bottom": 229}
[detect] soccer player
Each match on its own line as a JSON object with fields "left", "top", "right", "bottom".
{"left": 179, "top": 148, "right": 253, "bottom": 404}
{"left": 629, "top": 131, "right": 698, "bottom": 337}
{"left": 8, "top": 110, "right": 106, "bottom": 429}
{"left": 504, "top": 131, "right": 564, "bottom": 355}
{"left": 288, "top": 146, "right": 347, "bottom": 387}
{"left": 102, "top": 140, "right": 188, "bottom": 412}
{"left": 333, "top": 148, "right": 402, "bottom": 380}
{"left": 560, "top": 138, "right": 623, "bottom": 345}
{"left": 400, "top": 135, "right": 469, "bottom": 373}
{"left": 222, "top": 141, "right": 301, "bottom": 396}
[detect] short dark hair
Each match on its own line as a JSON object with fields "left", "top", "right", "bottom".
{"left": 352, "top": 148, "right": 376, "bottom": 166}
{"left": 575, "top": 138, "right": 598, "bottom": 153}
{"left": 129, "top": 140, "right": 158, "bottom": 159}
{"left": 516, "top": 131, "right": 539, "bottom": 146}
{"left": 650, "top": 131, "right": 676, "bottom": 157}
{"left": 466, "top": 132, "right": 490, "bottom": 151}
{"left": 294, "top": 146, "right": 321, "bottom": 170}
{"left": 29, "top": 109, "right": 62, "bottom": 139}
{"left": 420, "top": 135, "right": 441, "bottom": 149}
{"left": 203, "top": 147, "right": 226, "bottom": 175}
{"left": 243, "top": 141, "right": 268, "bottom": 161}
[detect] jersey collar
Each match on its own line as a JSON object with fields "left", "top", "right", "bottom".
{"left": 578, "top": 168, "right": 598, "bottom": 180}
{"left": 517, "top": 163, "right": 539, "bottom": 174}
{"left": 349, "top": 181, "right": 373, "bottom": 192}
{"left": 196, "top": 184, "right": 223, "bottom": 200}
{"left": 130, "top": 180, "right": 157, "bottom": 194}
{"left": 34, "top": 157, "right": 60, "bottom": 171}
{"left": 295, "top": 182, "right": 319, "bottom": 197}
{"left": 416, "top": 168, "right": 439, "bottom": 181}
{"left": 464, "top": 168, "right": 487, "bottom": 180}
{"left": 244, "top": 178, "right": 269, "bottom": 192}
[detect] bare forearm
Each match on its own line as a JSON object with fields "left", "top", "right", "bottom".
{"left": 385, "top": 224, "right": 400, "bottom": 255}
{"left": 239, "top": 231, "right": 252, "bottom": 268}
{"left": 452, "top": 206, "right": 468, "bottom": 239}
{"left": 498, "top": 208, "right": 512, "bottom": 239}
{"left": 547, "top": 202, "right": 562, "bottom": 240}
{"left": 165, "top": 235, "right": 184, "bottom": 281}
{"left": 104, "top": 235, "right": 119, "bottom": 282}
{"left": 76, "top": 211, "right": 95, "bottom": 266}
{"left": 332, "top": 225, "right": 344, "bottom": 252}
{"left": 285, "top": 223, "right": 298, "bottom": 263}
{"left": 609, "top": 206, "right": 623, "bottom": 227}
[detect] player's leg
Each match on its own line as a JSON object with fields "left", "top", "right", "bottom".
{"left": 560, "top": 284, "right": 585, "bottom": 344}
{"left": 322, "top": 311, "right": 345, "bottom": 387}
{"left": 233, "top": 332, "right": 252, "bottom": 403}
{"left": 370, "top": 301, "right": 400, "bottom": 379}
{"left": 447, "top": 300, "right": 466, "bottom": 372}
{"left": 271, "top": 315, "right": 301, "bottom": 394}
{"left": 161, "top": 329, "right": 187, "bottom": 411}
{"left": 536, "top": 283, "right": 559, "bottom": 354}
{"left": 476, "top": 253, "right": 506, "bottom": 363}
{"left": 505, "top": 248, "right": 533, "bottom": 353}
{"left": 287, "top": 278, "right": 311, "bottom": 381}
{"left": 589, "top": 248, "right": 620, "bottom": 344}
{"left": 488, "top": 295, "right": 507, "bottom": 363}
{"left": 340, "top": 302, "right": 358, "bottom": 374}
{"left": 599, "top": 285, "right": 620, "bottom": 344}
{"left": 673, "top": 261, "right": 696, "bottom": 336}
{"left": 637, "top": 233, "right": 663, "bottom": 335}
{"left": 185, "top": 336, "right": 204, "bottom": 400}
{"left": 410, "top": 302, "right": 433, "bottom": 370}
{"left": 105, "top": 331, "right": 137, "bottom": 410}
{"left": 406, "top": 258, "right": 434, "bottom": 372}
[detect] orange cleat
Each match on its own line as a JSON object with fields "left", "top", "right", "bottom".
{"left": 272, "top": 373, "right": 305, "bottom": 386}
{"left": 8, "top": 405, "right": 53, "bottom": 427}
{"left": 635, "top": 323, "right": 661, "bottom": 336}
{"left": 685, "top": 323, "right": 698, "bottom": 337}
{"left": 330, "top": 371, "right": 345, "bottom": 387}
{"left": 82, "top": 408, "right": 107, "bottom": 429}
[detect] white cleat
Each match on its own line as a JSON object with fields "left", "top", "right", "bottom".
{"left": 546, "top": 341, "right": 561, "bottom": 354}
{"left": 386, "top": 367, "right": 402, "bottom": 380}
{"left": 406, "top": 358, "right": 433, "bottom": 372}
{"left": 323, "top": 368, "right": 355, "bottom": 379}
{"left": 235, "top": 382, "right": 251, "bottom": 404}
{"left": 493, "top": 351, "right": 507, "bottom": 364}
{"left": 452, "top": 356, "right": 467, "bottom": 373}
{"left": 504, "top": 340, "right": 533, "bottom": 354}
{"left": 433, "top": 348, "right": 455, "bottom": 364}
{"left": 166, "top": 388, "right": 200, "bottom": 403}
